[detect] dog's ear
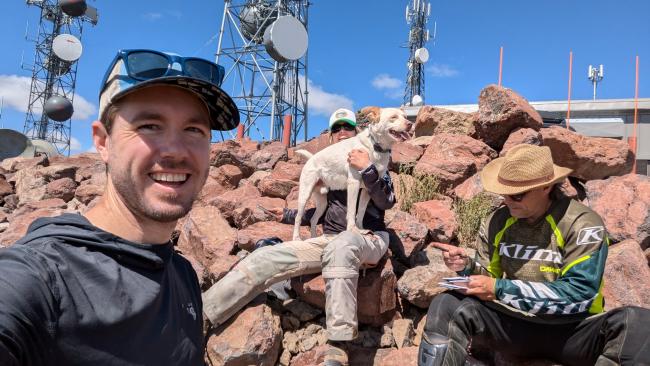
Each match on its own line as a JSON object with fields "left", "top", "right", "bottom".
{"left": 358, "top": 106, "right": 381, "bottom": 124}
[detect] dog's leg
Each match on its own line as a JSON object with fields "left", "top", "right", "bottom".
{"left": 294, "top": 173, "right": 318, "bottom": 241}
{"left": 346, "top": 173, "right": 362, "bottom": 232}
{"left": 310, "top": 191, "right": 327, "bottom": 237}
{"left": 356, "top": 189, "right": 371, "bottom": 229}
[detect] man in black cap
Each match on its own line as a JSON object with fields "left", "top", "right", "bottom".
{"left": 0, "top": 49, "right": 239, "bottom": 365}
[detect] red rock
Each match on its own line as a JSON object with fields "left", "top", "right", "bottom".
{"left": 414, "top": 106, "right": 476, "bottom": 137}
{"left": 74, "top": 159, "right": 106, "bottom": 182}
{"left": 397, "top": 263, "right": 456, "bottom": 308}
{"left": 292, "top": 257, "right": 397, "bottom": 326}
{"left": 603, "top": 239, "right": 650, "bottom": 309}
{"left": 232, "top": 196, "right": 286, "bottom": 229}
{"left": 541, "top": 126, "right": 634, "bottom": 180}
{"left": 412, "top": 198, "right": 458, "bottom": 243}
{"left": 390, "top": 142, "right": 424, "bottom": 172}
{"left": 210, "top": 182, "right": 261, "bottom": 221}
{"left": 374, "top": 346, "right": 419, "bottom": 366}
{"left": 0, "top": 210, "right": 7, "bottom": 223}
{"left": 386, "top": 210, "right": 429, "bottom": 262}
{"left": 475, "top": 85, "right": 543, "bottom": 150}
{"left": 258, "top": 161, "right": 302, "bottom": 199}
{"left": 289, "top": 344, "right": 328, "bottom": 366}
{"left": 176, "top": 205, "right": 238, "bottom": 285}
{"left": 586, "top": 174, "right": 650, "bottom": 248}
{"left": 246, "top": 170, "right": 271, "bottom": 187}
{"left": 248, "top": 141, "right": 287, "bottom": 171}
{"left": 195, "top": 176, "right": 228, "bottom": 207}
{"left": 235, "top": 221, "right": 317, "bottom": 252}
{"left": 210, "top": 140, "right": 256, "bottom": 176}
{"left": 0, "top": 155, "right": 48, "bottom": 173}
{"left": 210, "top": 164, "right": 243, "bottom": 189}
{"left": 0, "top": 176, "right": 12, "bottom": 197}
{"left": 2, "top": 194, "right": 18, "bottom": 210}
{"left": 74, "top": 182, "right": 104, "bottom": 205}
{"left": 9, "top": 198, "right": 67, "bottom": 219}
{"left": 285, "top": 185, "right": 315, "bottom": 211}
{"left": 415, "top": 134, "right": 497, "bottom": 192}
{"left": 45, "top": 177, "right": 78, "bottom": 202}
{"left": 500, "top": 128, "right": 543, "bottom": 156}
{"left": 291, "top": 132, "right": 331, "bottom": 156}
{"left": 0, "top": 207, "right": 65, "bottom": 246}
{"left": 206, "top": 303, "right": 282, "bottom": 366}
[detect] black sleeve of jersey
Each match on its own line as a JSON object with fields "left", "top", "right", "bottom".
{"left": 360, "top": 165, "right": 396, "bottom": 210}
{"left": 0, "top": 246, "right": 57, "bottom": 365}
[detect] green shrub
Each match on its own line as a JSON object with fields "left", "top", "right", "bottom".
{"left": 453, "top": 193, "right": 495, "bottom": 249}
{"left": 396, "top": 164, "right": 442, "bottom": 213}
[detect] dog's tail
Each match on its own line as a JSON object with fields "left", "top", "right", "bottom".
{"left": 294, "top": 149, "right": 313, "bottom": 160}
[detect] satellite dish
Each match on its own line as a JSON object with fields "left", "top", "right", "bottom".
{"left": 411, "top": 95, "right": 424, "bottom": 106}
{"left": 0, "top": 129, "right": 35, "bottom": 161}
{"left": 44, "top": 95, "right": 74, "bottom": 121}
{"left": 59, "top": 0, "right": 88, "bottom": 17}
{"left": 415, "top": 48, "right": 429, "bottom": 63}
{"left": 52, "top": 34, "right": 83, "bottom": 62}
{"left": 31, "top": 139, "right": 60, "bottom": 157}
{"left": 263, "top": 16, "right": 308, "bottom": 63}
{"left": 240, "top": 2, "right": 278, "bottom": 44}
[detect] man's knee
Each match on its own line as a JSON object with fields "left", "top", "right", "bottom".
{"left": 607, "top": 306, "right": 650, "bottom": 335}
{"left": 322, "top": 231, "right": 364, "bottom": 269}
{"left": 424, "top": 292, "right": 481, "bottom": 335}
{"left": 235, "top": 245, "right": 290, "bottom": 287}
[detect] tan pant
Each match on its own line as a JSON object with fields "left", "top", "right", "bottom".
{"left": 202, "top": 230, "right": 388, "bottom": 341}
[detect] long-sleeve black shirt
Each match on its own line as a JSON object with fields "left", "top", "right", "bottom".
{"left": 0, "top": 214, "right": 204, "bottom": 365}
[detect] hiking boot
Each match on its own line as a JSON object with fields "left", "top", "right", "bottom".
{"left": 323, "top": 340, "right": 349, "bottom": 366}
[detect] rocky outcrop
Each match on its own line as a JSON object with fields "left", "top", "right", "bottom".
{"left": 414, "top": 106, "right": 476, "bottom": 137}
{"left": 541, "top": 126, "right": 634, "bottom": 180}
{"left": 500, "top": 127, "right": 543, "bottom": 157}
{"left": 603, "top": 240, "right": 650, "bottom": 309}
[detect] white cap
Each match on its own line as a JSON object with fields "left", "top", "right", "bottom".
{"left": 328, "top": 108, "right": 357, "bottom": 129}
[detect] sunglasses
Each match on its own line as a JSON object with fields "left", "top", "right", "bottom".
{"left": 505, "top": 192, "right": 529, "bottom": 202}
{"left": 100, "top": 49, "right": 225, "bottom": 92}
{"left": 331, "top": 123, "right": 355, "bottom": 133}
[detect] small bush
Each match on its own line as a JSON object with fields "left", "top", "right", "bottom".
{"left": 396, "top": 163, "right": 442, "bottom": 213}
{"left": 453, "top": 193, "right": 496, "bottom": 249}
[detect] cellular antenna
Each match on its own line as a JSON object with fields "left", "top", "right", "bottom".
{"left": 404, "top": 0, "right": 433, "bottom": 106}
{"left": 23, "top": 0, "right": 99, "bottom": 156}
{"left": 215, "top": 0, "right": 309, "bottom": 145}
{"left": 588, "top": 64, "right": 604, "bottom": 101}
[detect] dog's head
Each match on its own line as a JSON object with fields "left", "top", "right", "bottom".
{"left": 366, "top": 107, "right": 412, "bottom": 147}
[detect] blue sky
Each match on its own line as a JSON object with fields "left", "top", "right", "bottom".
{"left": 1, "top": 0, "right": 648, "bottom": 153}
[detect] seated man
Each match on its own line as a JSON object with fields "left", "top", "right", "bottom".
{"left": 202, "top": 108, "right": 396, "bottom": 366}
{"left": 0, "top": 49, "right": 239, "bottom": 365}
{"left": 418, "top": 144, "right": 650, "bottom": 366}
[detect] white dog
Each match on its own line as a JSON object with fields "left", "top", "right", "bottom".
{"left": 292, "top": 107, "right": 412, "bottom": 240}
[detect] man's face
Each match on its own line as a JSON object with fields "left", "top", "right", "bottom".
{"left": 99, "top": 85, "right": 211, "bottom": 223}
{"left": 503, "top": 186, "right": 552, "bottom": 220}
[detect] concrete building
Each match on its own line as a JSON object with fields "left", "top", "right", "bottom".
{"left": 404, "top": 98, "right": 650, "bottom": 175}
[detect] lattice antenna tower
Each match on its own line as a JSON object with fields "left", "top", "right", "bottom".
{"left": 404, "top": 0, "right": 433, "bottom": 106}
{"left": 215, "top": 0, "right": 309, "bottom": 145}
{"left": 23, "top": 0, "right": 98, "bottom": 156}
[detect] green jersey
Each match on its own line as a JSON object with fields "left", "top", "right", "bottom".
{"left": 463, "top": 197, "right": 608, "bottom": 323}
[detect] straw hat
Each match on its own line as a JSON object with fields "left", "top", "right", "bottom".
{"left": 480, "top": 144, "right": 573, "bottom": 195}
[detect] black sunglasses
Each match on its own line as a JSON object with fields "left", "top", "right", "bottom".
{"left": 100, "top": 49, "right": 225, "bottom": 92}
{"left": 331, "top": 123, "right": 355, "bottom": 133}
{"left": 505, "top": 192, "right": 528, "bottom": 202}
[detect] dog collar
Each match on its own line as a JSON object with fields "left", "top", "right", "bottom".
{"left": 370, "top": 135, "right": 391, "bottom": 154}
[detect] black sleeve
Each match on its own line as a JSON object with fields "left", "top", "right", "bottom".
{"left": 280, "top": 207, "right": 324, "bottom": 226}
{"left": 359, "top": 165, "right": 396, "bottom": 210}
{"left": 0, "top": 246, "right": 57, "bottom": 366}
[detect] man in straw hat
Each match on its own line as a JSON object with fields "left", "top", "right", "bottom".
{"left": 417, "top": 144, "right": 650, "bottom": 366}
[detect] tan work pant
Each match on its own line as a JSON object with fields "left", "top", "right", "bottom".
{"left": 202, "top": 230, "right": 388, "bottom": 341}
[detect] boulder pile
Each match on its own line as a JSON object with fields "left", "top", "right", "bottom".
{"left": 0, "top": 84, "right": 648, "bottom": 365}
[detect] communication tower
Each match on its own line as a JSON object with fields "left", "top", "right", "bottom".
{"left": 215, "top": 0, "right": 309, "bottom": 145}
{"left": 404, "top": 0, "right": 433, "bottom": 106}
{"left": 22, "top": 0, "right": 98, "bottom": 155}
{"left": 588, "top": 64, "right": 604, "bottom": 101}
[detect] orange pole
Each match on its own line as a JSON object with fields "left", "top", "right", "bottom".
{"left": 282, "top": 115, "right": 292, "bottom": 147}
{"left": 566, "top": 51, "right": 573, "bottom": 130}
{"left": 498, "top": 46, "right": 503, "bottom": 86}
{"left": 631, "top": 55, "right": 639, "bottom": 174}
{"left": 236, "top": 124, "right": 244, "bottom": 140}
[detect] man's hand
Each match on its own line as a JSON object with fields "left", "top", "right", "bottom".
{"left": 348, "top": 149, "right": 371, "bottom": 171}
{"left": 465, "top": 275, "right": 496, "bottom": 301}
{"left": 432, "top": 242, "right": 468, "bottom": 272}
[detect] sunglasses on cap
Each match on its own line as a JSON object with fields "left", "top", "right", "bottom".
{"left": 330, "top": 123, "right": 356, "bottom": 133}
{"left": 100, "top": 49, "right": 225, "bottom": 92}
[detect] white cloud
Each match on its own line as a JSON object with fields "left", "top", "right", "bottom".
{"left": 143, "top": 12, "right": 163, "bottom": 21}
{"left": 69, "top": 137, "right": 82, "bottom": 151}
{"left": 306, "top": 79, "right": 354, "bottom": 117}
{"left": 86, "top": 145, "right": 97, "bottom": 153}
{"left": 372, "top": 74, "right": 402, "bottom": 90}
{"left": 426, "top": 63, "right": 460, "bottom": 78}
{"left": 0, "top": 74, "right": 96, "bottom": 121}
